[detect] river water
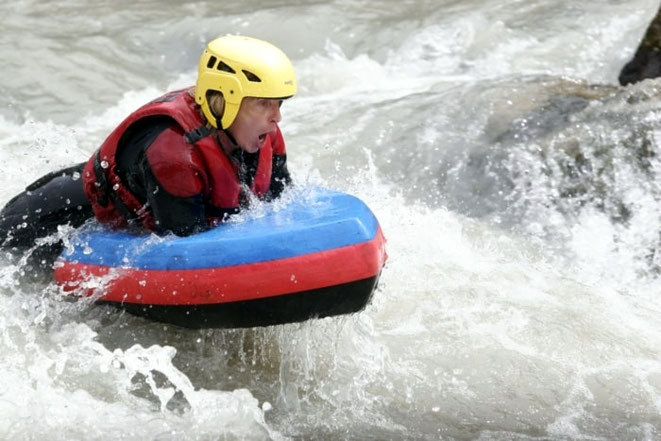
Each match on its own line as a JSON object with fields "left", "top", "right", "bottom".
{"left": 2, "top": 0, "right": 661, "bottom": 439}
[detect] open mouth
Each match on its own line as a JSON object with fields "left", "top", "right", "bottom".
{"left": 256, "top": 133, "right": 269, "bottom": 149}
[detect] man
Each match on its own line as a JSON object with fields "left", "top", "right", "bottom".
{"left": 0, "top": 35, "right": 297, "bottom": 262}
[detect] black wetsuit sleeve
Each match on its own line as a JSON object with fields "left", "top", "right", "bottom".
{"left": 232, "top": 147, "right": 291, "bottom": 202}
{"left": 140, "top": 159, "right": 206, "bottom": 236}
{"left": 265, "top": 126, "right": 292, "bottom": 201}
{"left": 266, "top": 153, "right": 292, "bottom": 201}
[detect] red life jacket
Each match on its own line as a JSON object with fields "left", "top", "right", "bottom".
{"left": 82, "top": 88, "right": 274, "bottom": 230}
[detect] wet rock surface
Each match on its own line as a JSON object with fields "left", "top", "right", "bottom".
{"left": 620, "top": 7, "right": 661, "bottom": 85}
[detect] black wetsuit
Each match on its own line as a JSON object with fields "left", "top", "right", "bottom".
{"left": 0, "top": 163, "right": 93, "bottom": 264}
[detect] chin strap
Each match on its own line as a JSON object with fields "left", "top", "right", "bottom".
{"left": 223, "top": 129, "right": 238, "bottom": 147}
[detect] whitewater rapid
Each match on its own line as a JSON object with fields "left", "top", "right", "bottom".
{"left": 3, "top": 0, "right": 661, "bottom": 439}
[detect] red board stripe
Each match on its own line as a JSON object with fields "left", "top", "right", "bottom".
{"left": 55, "top": 228, "right": 387, "bottom": 306}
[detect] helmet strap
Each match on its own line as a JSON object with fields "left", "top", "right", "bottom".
{"left": 223, "top": 128, "right": 239, "bottom": 146}
{"left": 215, "top": 128, "right": 240, "bottom": 156}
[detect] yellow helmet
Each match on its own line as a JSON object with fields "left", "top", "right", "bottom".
{"left": 195, "top": 35, "right": 297, "bottom": 129}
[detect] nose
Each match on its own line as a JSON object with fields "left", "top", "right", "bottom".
{"left": 271, "top": 100, "right": 282, "bottom": 124}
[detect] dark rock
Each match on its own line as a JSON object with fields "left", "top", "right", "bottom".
{"left": 619, "top": 7, "right": 661, "bottom": 85}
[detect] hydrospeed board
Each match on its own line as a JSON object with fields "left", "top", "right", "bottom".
{"left": 54, "top": 188, "right": 387, "bottom": 328}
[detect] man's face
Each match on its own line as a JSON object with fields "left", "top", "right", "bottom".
{"left": 227, "top": 97, "right": 282, "bottom": 154}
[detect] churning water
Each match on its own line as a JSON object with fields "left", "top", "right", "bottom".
{"left": 2, "top": 0, "right": 661, "bottom": 439}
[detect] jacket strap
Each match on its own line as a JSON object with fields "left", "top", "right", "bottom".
{"left": 184, "top": 125, "right": 214, "bottom": 144}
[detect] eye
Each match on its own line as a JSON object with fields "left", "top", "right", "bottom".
{"left": 258, "top": 99, "right": 280, "bottom": 110}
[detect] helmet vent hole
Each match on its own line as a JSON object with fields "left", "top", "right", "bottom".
{"left": 217, "top": 61, "right": 236, "bottom": 74}
{"left": 242, "top": 70, "right": 262, "bottom": 83}
{"left": 206, "top": 56, "right": 217, "bottom": 69}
